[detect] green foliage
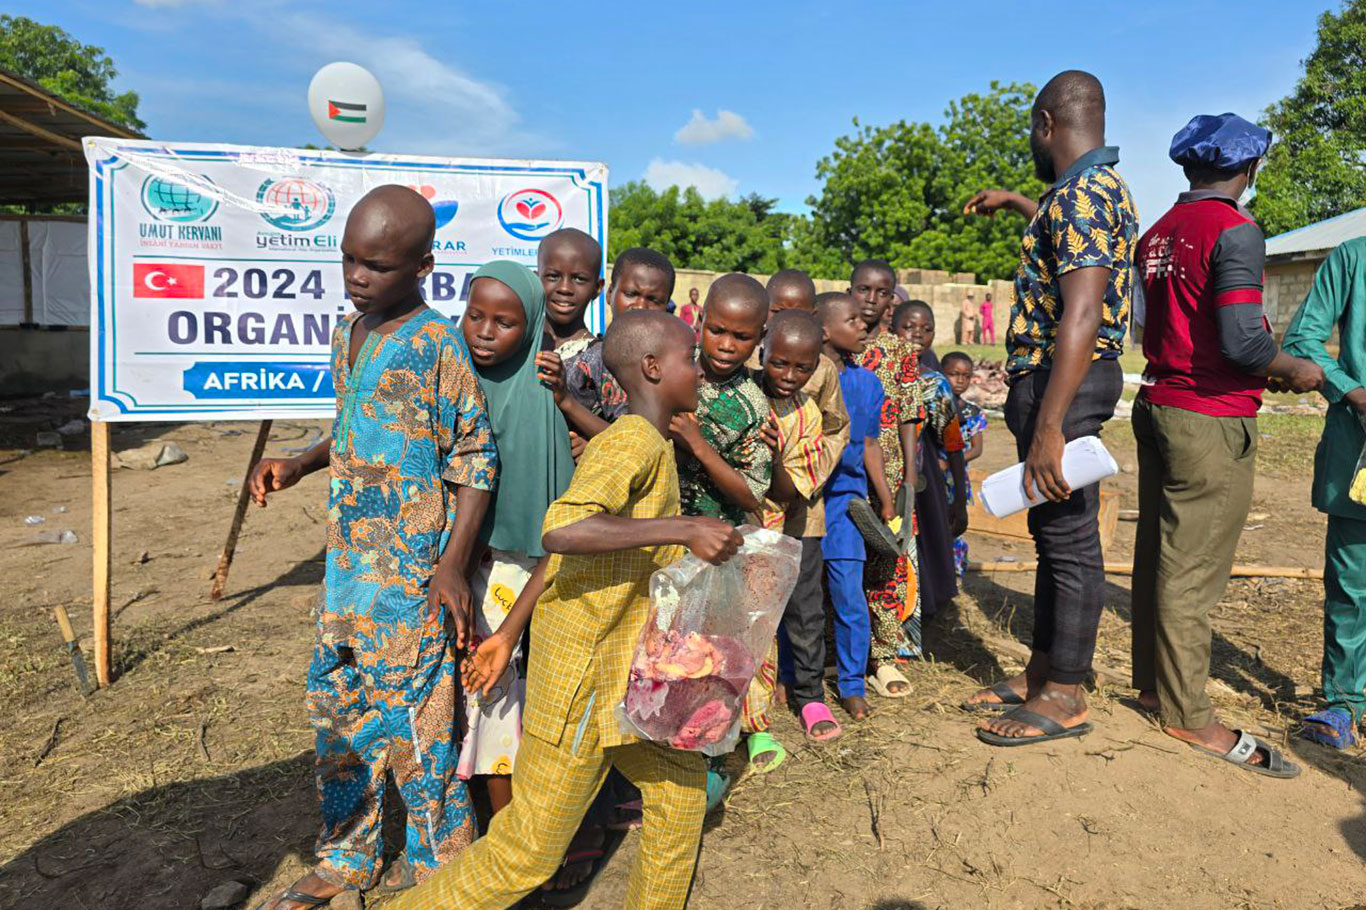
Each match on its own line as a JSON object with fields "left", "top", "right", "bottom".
{"left": 804, "top": 82, "right": 1043, "bottom": 281}
{"left": 1250, "top": 1, "right": 1366, "bottom": 237}
{"left": 0, "top": 15, "right": 144, "bottom": 131}
{"left": 608, "top": 182, "right": 792, "bottom": 274}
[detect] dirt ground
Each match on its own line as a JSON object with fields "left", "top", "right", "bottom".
{"left": 1, "top": 392, "right": 1364, "bottom": 910}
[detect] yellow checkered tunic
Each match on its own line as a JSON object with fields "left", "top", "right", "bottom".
{"left": 524, "top": 414, "right": 686, "bottom": 749}
{"left": 387, "top": 414, "right": 706, "bottom": 910}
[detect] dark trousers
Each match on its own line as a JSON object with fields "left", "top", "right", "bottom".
{"left": 1004, "top": 358, "right": 1122, "bottom": 685}
{"left": 777, "top": 537, "right": 827, "bottom": 708}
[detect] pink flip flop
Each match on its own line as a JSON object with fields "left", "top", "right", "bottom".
{"left": 800, "top": 701, "right": 842, "bottom": 742}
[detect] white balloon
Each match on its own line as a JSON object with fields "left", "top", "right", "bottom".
{"left": 307, "top": 62, "right": 385, "bottom": 150}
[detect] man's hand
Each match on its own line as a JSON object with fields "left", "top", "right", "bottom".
{"left": 669, "top": 413, "right": 707, "bottom": 456}
{"left": 428, "top": 562, "right": 473, "bottom": 649}
{"left": 535, "top": 351, "right": 567, "bottom": 405}
{"left": 964, "top": 189, "right": 1016, "bottom": 218}
{"left": 679, "top": 516, "right": 743, "bottom": 565}
{"left": 1346, "top": 386, "right": 1366, "bottom": 420}
{"left": 1283, "top": 357, "right": 1326, "bottom": 394}
{"left": 462, "top": 632, "right": 515, "bottom": 697}
{"left": 249, "top": 457, "right": 303, "bottom": 507}
{"left": 1023, "top": 424, "right": 1070, "bottom": 503}
{"left": 878, "top": 497, "right": 897, "bottom": 524}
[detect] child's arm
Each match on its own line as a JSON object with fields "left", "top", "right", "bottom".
{"left": 429, "top": 485, "right": 492, "bottom": 649}
{"left": 670, "top": 413, "right": 766, "bottom": 513}
{"left": 543, "top": 514, "right": 741, "bottom": 565}
{"left": 899, "top": 419, "right": 920, "bottom": 496}
{"left": 964, "top": 431, "right": 984, "bottom": 463}
{"left": 863, "top": 438, "right": 898, "bottom": 522}
{"left": 943, "top": 417, "right": 970, "bottom": 537}
{"left": 767, "top": 459, "right": 799, "bottom": 505}
{"left": 462, "top": 555, "right": 550, "bottom": 697}
{"left": 248, "top": 437, "right": 330, "bottom": 507}
{"left": 536, "top": 351, "right": 611, "bottom": 438}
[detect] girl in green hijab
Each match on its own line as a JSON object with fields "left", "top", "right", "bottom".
{"left": 457, "top": 260, "right": 575, "bottom": 813}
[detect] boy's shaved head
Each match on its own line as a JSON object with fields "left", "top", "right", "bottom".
{"left": 603, "top": 309, "right": 692, "bottom": 384}
{"left": 893, "top": 299, "right": 934, "bottom": 328}
{"left": 766, "top": 269, "right": 817, "bottom": 309}
{"left": 941, "top": 350, "right": 974, "bottom": 371}
{"left": 539, "top": 227, "right": 602, "bottom": 270}
{"left": 851, "top": 259, "right": 896, "bottom": 287}
{"left": 816, "top": 291, "right": 859, "bottom": 321}
{"left": 767, "top": 309, "right": 822, "bottom": 351}
{"left": 705, "top": 272, "right": 768, "bottom": 319}
{"left": 612, "top": 247, "right": 676, "bottom": 292}
{"left": 345, "top": 185, "right": 436, "bottom": 258}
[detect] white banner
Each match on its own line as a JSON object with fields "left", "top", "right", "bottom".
{"left": 85, "top": 138, "right": 608, "bottom": 421}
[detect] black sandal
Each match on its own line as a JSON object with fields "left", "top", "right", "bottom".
{"left": 975, "top": 707, "right": 1092, "bottom": 747}
{"left": 372, "top": 853, "right": 416, "bottom": 895}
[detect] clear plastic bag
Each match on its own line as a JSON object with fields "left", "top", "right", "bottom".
{"left": 616, "top": 526, "right": 802, "bottom": 756}
{"left": 1351, "top": 415, "right": 1366, "bottom": 506}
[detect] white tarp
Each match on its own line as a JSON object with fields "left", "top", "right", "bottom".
{"left": 29, "top": 220, "right": 88, "bottom": 326}
{"left": 0, "top": 220, "right": 25, "bottom": 325}
{"left": 85, "top": 138, "right": 608, "bottom": 421}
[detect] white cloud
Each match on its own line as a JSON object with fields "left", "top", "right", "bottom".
{"left": 674, "top": 109, "right": 755, "bottom": 146}
{"left": 643, "top": 159, "right": 739, "bottom": 199}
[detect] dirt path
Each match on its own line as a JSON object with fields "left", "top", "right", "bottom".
{"left": 1, "top": 407, "right": 1363, "bottom": 910}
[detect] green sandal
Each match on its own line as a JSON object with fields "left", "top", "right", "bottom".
{"left": 746, "top": 731, "right": 787, "bottom": 774}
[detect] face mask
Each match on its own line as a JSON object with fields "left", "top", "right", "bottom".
{"left": 1238, "top": 165, "right": 1258, "bottom": 206}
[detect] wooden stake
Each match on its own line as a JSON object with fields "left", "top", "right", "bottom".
{"left": 91, "top": 420, "right": 112, "bottom": 688}
{"left": 210, "top": 420, "right": 273, "bottom": 601}
{"left": 967, "top": 560, "right": 1323, "bottom": 581}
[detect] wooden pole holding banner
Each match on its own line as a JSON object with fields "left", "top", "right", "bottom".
{"left": 91, "top": 420, "right": 112, "bottom": 687}
{"left": 210, "top": 420, "right": 273, "bottom": 601}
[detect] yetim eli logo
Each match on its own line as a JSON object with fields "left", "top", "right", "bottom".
{"left": 498, "top": 188, "right": 563, "bottom": 242}
{"left": 138, "top": 175, "right": 223, "bottom": 248}
{"left": 255, "top": 178, "right": 338, "bottom": 251}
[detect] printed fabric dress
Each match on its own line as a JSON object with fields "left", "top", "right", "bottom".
{"left": 311, "top": 306, "right": 497, "bottom": 887}
{"left": 944, "top": 397, "right": 987, "bottom": 576}
{"left": 564, "top": 337, "right": 629, "bottom": 421}
{"left": 859, "top": 332, "right": 926, "bottom": 664}
{"left": 914, "top": 368, "right": 966, "bottom": 627}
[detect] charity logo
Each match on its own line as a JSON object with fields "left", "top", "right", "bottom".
{"left": 409, "top": 185, "right": 459, "bottom": 229}
{"left": 140, "top": 175, "right": 219, "bottom": 223}
{"left": 327, "top": 99, "right": 367, "bottom": 124}
{"left": 133, "top": 263, "right": 205, "bottom": 299}
{"left": 497, "top": 188, "right": 562, "bottom": 241}
{"left": 257, "top": 178, "right": 336, "bottom": 232}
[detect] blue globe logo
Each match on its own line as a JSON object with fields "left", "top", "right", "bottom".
{"left": 141, "top": 175, "right": 219, "bottom": 223}
{"left": 257, "top": 178, "right": 336, "bottom": 232}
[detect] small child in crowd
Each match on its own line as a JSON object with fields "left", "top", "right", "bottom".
{"left": 849, "top": 260, "right": 924, "bottom": 693}
{"left": 456, "top": 261, "right": 576, "bottom": 817}
{"left": 757, "top": 309, "right": 843, "bottom": 741}
{"left": 893, "top": 301, "right": 968, "bottom": 623}
{"left": 672, "top": 273, "right": 774, "bottom": 784}
{"left": 248, "top": 187, "right": 498, "bottom": 909}
{"left": 541, "top": 247, "right": 676, "bottom": 438}
{"left": 939, "top": 351, "right": 987, "bottom": 575}
{"left": 389, "top": 311, "right": 743, "bottom": 910}
{"left": 818, "top": 292, "right": 889, "bottom": 721}
{"left": 537, "top": 227, "right": 605, "bottom": 361}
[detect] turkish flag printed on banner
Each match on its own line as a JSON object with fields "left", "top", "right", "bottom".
{"left": 133, "top": 263, "right": 205, "bottom": 299}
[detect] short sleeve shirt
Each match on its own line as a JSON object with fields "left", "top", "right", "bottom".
{"left": 677, "top": 371, "right": 773, "bottom": 525}
{"left": 564, "top": 338, "right": 629, "bottom": 422}
{"left": 1008, "top": 146, "right": 1139, "bottom": 378}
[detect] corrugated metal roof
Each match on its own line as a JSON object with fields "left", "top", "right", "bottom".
{"left": 1264, "top": 205, "right": 1366, "bottom": 259}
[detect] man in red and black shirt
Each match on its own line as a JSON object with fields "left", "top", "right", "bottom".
{"left": 1131, "top": 112, "right": 1322, "bottom": 778}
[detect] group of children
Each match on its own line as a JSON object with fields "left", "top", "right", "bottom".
{"left": 249, "top": 185, "right": 987, "bottom": 910}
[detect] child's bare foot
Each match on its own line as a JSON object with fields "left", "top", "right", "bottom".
{"left": 774, "top": 681, "right": 788, "bottom": 708}
{"left": 839, "top": 695, "right": 872, "bottom": 720}
{"left": 255, "top": 872, "right": 343, "bottom": 910}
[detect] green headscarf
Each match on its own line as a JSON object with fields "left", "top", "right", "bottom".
{"left": 468, "top": 260, "right": 575, "bottom": 558}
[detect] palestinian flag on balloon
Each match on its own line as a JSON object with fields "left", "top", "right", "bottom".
{"left": 327, "top": 100, "right": 367, "bottom": 124}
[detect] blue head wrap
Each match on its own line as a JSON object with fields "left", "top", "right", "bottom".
{"left": 1169, "top": 113, "right": 1272, "bottom": 171}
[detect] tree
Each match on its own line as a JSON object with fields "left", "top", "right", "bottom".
{"left": 1250, "top": 1, "right": 1366, "bottom": 237}
{"left": 804, "top": 82, "right": 1044, "bottom": 280}
{"left": 609, "top": 182, "right": 791, "bottom": 274}
{"left": 0, "top": 16, "right": 144, "bottom": 131}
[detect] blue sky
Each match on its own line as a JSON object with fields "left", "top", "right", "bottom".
{"left": 22, "top": 0, "right": 1326, "bottom": 231}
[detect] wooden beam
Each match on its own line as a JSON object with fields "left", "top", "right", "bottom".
{"left": 211, "top": 420, "right": 273, "bottom": 601}
{"left": 91, "top": 420, "right": 113, "bottom": 687}
{"left": 0, "top": 71, "right": 142, "bottom": 139}
{"left": 0, "top": 108, "right": 81, "bottom": 150}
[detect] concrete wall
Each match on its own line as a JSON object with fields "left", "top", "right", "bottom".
{"left": 0, "top": 327, "right": 87, "bottom": 396}
{"left": 1264, "top": 257, "right": 1321, "bottom": 337}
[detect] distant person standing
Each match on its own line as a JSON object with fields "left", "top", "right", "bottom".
{"left": 980, "top": 292, "right": 996, "bottom": 345}
{"left": 958, "top": 294, "right": 978, "bottom": 344}
{"left": 679, "top": 286, "right": 703, "bottom": 336}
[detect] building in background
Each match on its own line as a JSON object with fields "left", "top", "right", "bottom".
{"left": 1264, "top": 206, "right": 1366, "bottom": 337}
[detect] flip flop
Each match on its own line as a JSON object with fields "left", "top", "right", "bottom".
{"left": 1299, "top": 708, "right": 1357, "bottom": 750}
{"left": 867, "top": 663, "right": 911, "bottom": 699}
{"left": 975, "top": 707, "right": 1092, "bottom": 747}
{"left": 746, "top": 731, "right": 787, "bottom": 773}
{"left": 960, "top": 681, "right": 1026, "bottom": 713}
{"left": 847, "top": 497, "right": 904, "bottom": 558}
{"left": 1189, "top": 729, "right": 1301, "bottom": 779}
{"left": 800, "top": 701, "right": 842, "bottom": 742}
{"left": 539, "top": 830, "right": 626, "bottom": 909}
{"left": 705, "top": 762, "right": 731, "bottom": 813}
